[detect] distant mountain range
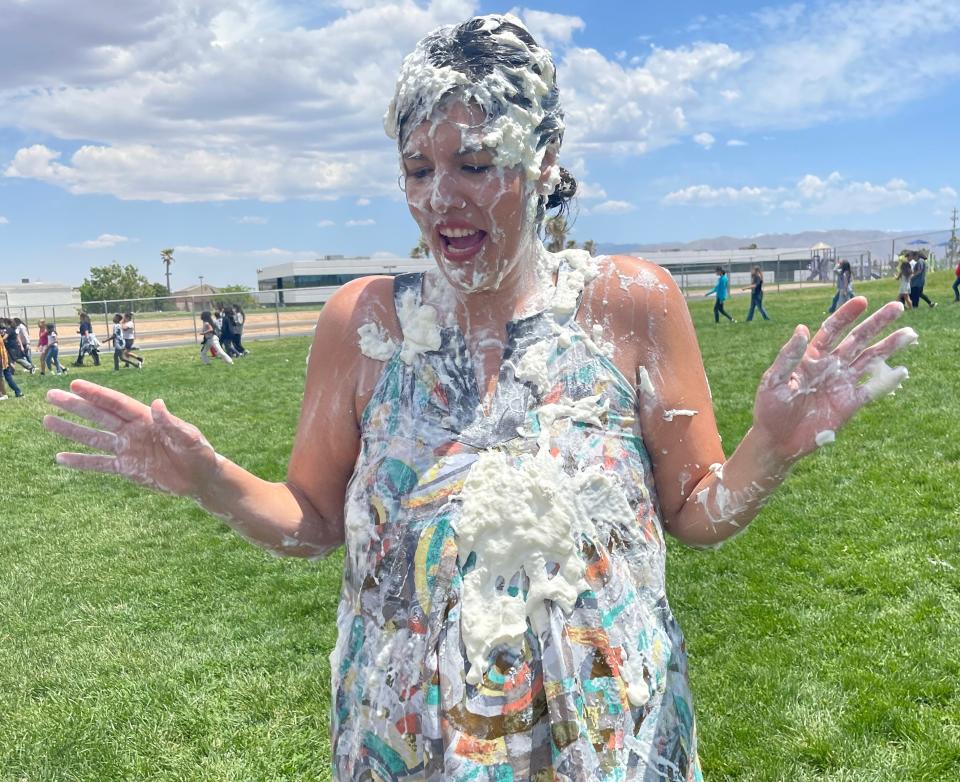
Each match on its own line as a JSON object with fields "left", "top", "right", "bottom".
{"left": 597, "top": 228, "right": 950, "bottom": 256}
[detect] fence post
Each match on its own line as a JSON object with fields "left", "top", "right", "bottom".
{"left": 274, "top": 291, "right": 281, "bottom": 337}
{"left": 191, "top": 298, "right": 199, "bottom": 344}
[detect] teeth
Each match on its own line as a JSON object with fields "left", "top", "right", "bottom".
{"left": 439, "top": 227, "right": 479, "bottom": 238}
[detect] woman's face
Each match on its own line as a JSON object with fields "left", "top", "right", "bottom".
{"left": 402, "top": 101, "right": 537, "bottom": 294}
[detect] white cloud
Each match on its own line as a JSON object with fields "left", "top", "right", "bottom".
{"left": 663, "top": 184, "right": 780, "bottom": 209}
{"left": 726, "top": 138, "right": 748, "bottom": 146}
{"left": 355, "top": 197, "right": 371, "bottom": 206}
{"left": 235, "top": 215, "right": 267, "bottom": 224}
{"left": 512, "top": 8, "right": 585, "bottom": 47}
{"left": 70, "top": 233, "right": 130, "bottom": 249}
{"left": 591, "top": 200, "right": 636, "bottom": 215}
{"left": 753, "top": 3, "right": 806, "bottom": 30}
{"left": 0, "top": 0, "right": 475, "bottom": 201}
{"left": 317, "top": 219, "right": 336, "bottom": 227}
{"left": 0, "top": 216, "right": 8, "bottom": 224}
{"left": 248, "top": 247, "right": 298, "bottom": 257}
{"left": 574, "top": 180, "right": 607, "bottom": 200}
{"left": 175, "top": 245, "right": 229, "bottom": 256}
{"left": 3, "top": 0, "right": 960, "bottom": 206}
{"left": 662, "top": 172, "right": 957, "bottom": 215}
{"left": 559, "top": 42, "right": 748, "bottom": 157}
{"left": 693, "top": 132, "right": 715, "bottom": 149}
{"left": 346, "top": 218, "right": 376, "bottom": 226}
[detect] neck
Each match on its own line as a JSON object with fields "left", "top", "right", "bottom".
{"left": 427, "top": 240, "right": 554, "bottom": 337}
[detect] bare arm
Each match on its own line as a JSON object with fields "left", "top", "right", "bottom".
{"left": 622, "top": 263, "right": 916, "bottom": 547}
{"left": 42, "top": 279, "right": 389, "bottom": 558}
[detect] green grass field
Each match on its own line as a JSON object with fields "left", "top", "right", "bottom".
{"left": 1, "top": 275, "right": 957, "bottom": 781}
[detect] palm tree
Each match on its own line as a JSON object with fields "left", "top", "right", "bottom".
{"left": 410, "top": 236, "right": 431, "bottom": 258}
{"left": 582, "top": 239, "right": 597, "bottom": 256}
{"left": 544, "top": 216, "right": 569, "bottom": 253}
{"left": 161, "top": 248, "right": 175, "bottom": 294}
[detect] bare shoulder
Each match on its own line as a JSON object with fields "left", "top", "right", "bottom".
{"left": 317, "top": 274, "right": 400, "bottom": 341}
{"left": 583, "top": 254, "right": 686, "bottom": 344}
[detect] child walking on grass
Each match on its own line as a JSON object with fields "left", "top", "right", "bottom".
{"left": 121, "top": 313, "right": 145, "bottom": 368}
{"left": 705, "top": 266, "right": 735, "bottom": 323}
{"left": 742, "top": 265, "right": 770, "bottom": 321}
{"left": 897, "top": 260, "right": 914, "bottom": 310}
{"left": 108, "top": 314, "right": 140, "bottom": 370}
{"left": 0, "top": 335, "right": 24, "bottom": 399}
{"left": 36, "top": 319, "right": 48, "bottom": 375}
{"left": 44, "top": 324, "right": 67, "bottom": 375}
{"left": 199, "top": 311, "right": 233, "bottom": 366}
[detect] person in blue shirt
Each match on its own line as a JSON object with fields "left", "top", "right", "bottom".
{"left": 705, "top": 266, "right": 735, "bottom": 323}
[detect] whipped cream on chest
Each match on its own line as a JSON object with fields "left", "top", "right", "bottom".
{"left": 454, "top": 449, "right": 592, "bottom": 684}
{"left": 395, "top": 288, "right": 442, "bottom": 364}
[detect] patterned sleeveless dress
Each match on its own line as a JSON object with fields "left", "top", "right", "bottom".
{"left": 331, "top": 261, "right": 703, "bottom": 781}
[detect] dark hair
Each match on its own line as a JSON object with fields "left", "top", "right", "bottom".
{"left": 200, "top": 310, "right": 213, "bottom": 324}
{"left": 113, "top": 313, "right": 123, "bottom": 323}
{"left": 715, "top": 266, "right": 726, "bottom": 274}
{"left": 393, "top": 15, "right": 576, "bottom": 224}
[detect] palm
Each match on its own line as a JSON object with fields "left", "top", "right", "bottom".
{"left": 752, "top": 298, "right": 916, "bottom": 462}
{"left": 44, "top": 380, "right": 218, "bottom": 498}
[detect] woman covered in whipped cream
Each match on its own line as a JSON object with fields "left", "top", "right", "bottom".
{"left": 44, "top": 14, "right": 916, "bottom": 781}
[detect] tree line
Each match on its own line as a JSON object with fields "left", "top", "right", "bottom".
{"left": 79, "top": 262, "right": 252, "bottom": 314}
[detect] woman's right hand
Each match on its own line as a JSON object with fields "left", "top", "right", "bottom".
{"left": 44, "top": 379, "right": 220, "bottom": 499}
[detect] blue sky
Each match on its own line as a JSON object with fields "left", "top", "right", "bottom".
{"left": 1, "top": 0, "right": 958, "bottom": 288}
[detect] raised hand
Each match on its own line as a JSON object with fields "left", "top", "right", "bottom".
{"left": 44, "top": 379, "right": 220, "bottom": 499}
{"left": 753, "top": 297, "right": 917, "bottom": 464}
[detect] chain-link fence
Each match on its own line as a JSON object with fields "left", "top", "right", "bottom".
{"left": 3, "top": 232, "right": 955, "bottom": 354}
{"left": 0, "top": 288, "right": 328, "bottom": 355}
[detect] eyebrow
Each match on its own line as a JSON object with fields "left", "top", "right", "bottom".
{"left": 401, "top": 146, "right": 489, "bottom": 162}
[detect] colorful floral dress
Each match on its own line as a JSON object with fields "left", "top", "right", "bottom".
{"left": 332, "top": 263, "right": 702, "bottom": 781}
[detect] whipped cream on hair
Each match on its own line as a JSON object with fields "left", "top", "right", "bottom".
{"left": 384, "top": 14, "right": 564, "bottom": 188}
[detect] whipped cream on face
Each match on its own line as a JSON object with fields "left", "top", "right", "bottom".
{"left": 385, "top": 14, "right": 562, "bottom": 185}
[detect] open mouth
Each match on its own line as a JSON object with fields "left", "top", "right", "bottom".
{"left": 438, "top": 226, "right": 487, "bottom": 261}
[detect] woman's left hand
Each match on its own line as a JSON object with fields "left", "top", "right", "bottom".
{"left": 752, "top": 297, "right": 917, "bottom": 465}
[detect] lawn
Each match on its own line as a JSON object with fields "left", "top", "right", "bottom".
{"left": 1, "top": 274, "right": 957, "bottom": 781}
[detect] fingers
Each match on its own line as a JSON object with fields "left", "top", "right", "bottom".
{"left": 68, "top": 379, "right": 147, "bottom": 421}
{"left": 850, "top": 327, "right": 918, "bottom": 375}
{"left": 54, "top": 452, "right": 118, "bottom": 474}
{"left": 46, "top": 389, "right": 127, "bottom": 432}
{"left": 43, "top": 415, "right": 118, "bottom": 453}
{"left": 809, "top": 296, "right": 868, "bottom": 354}
{"left": 833, "top": 301, "right": 906, "bottom": 363}
{"left": 856, "top": 359, "right": 910, "bottom": 404}
{"left": 764, "top": 324, "right": 810, "bottom": 386}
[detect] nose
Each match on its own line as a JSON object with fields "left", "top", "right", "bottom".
{"left": 429, "top": 168, "right": 466, "bottom": 212}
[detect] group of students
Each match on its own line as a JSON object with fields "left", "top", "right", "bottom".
{"left": 0, "top": 316, "right": 71, "bottom": 399}
{"left": 705, "top": 265, "right": 772, "bottom": 323}
{"left": 0, "top": 302, "right": 250, "bottom": 398}
{"left": 707, "top": 254, "right": 958, "bottom": 325}
{"left": 198, "top": 305, "right": 249, "bottom": 366}
{"left": 895, "top": 251, "right": 939, "bottom": 310}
